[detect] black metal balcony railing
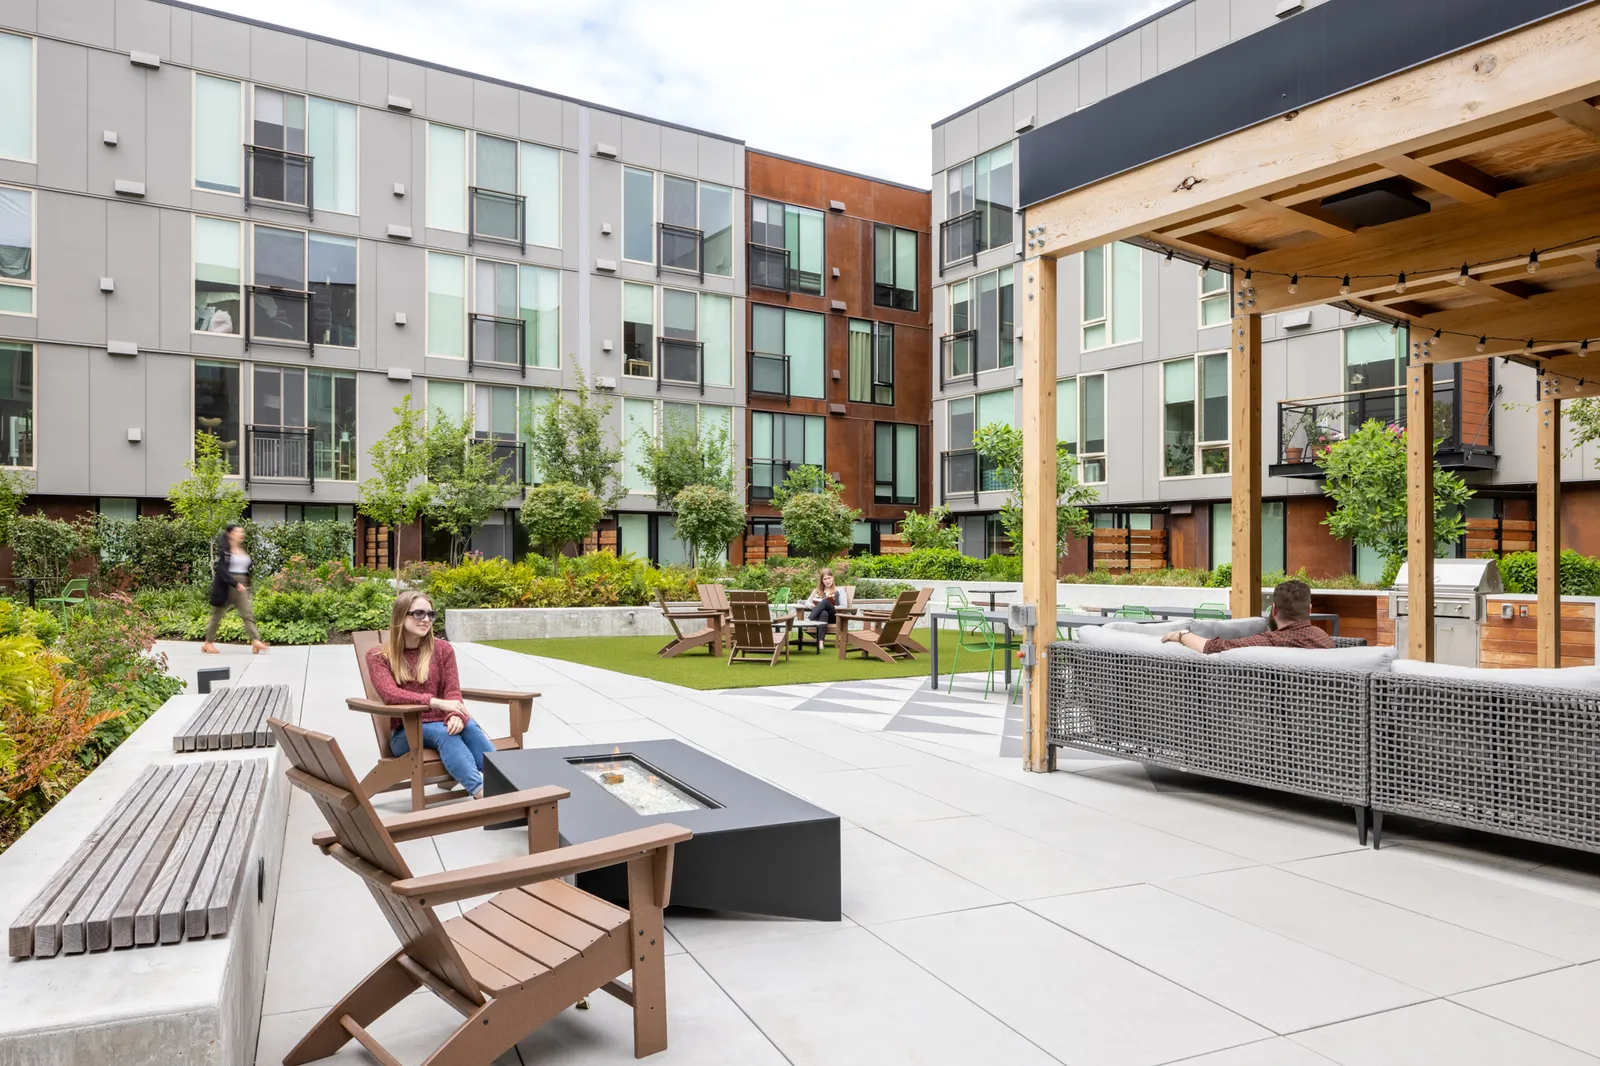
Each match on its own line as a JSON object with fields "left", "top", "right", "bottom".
{"left": 748, "top": 350, "right": 790, "bottom": 402}
{"left": 939, "top": 330, "right": 977, "bottom": 389}
{"left": 244, "top": 145, "right": 313, "bottom": 217}
{"left": 1273, "top": 379, "right": 1496, "bottom": 476}
{"left": 472, "top": 435, "right": 528, "bottom": 492}
{"left": 245, "top": 425, "right": 315, "bottom": 490}
{"left": 469, "top": 187, "right": 526, "bottom": 252}
{"left": 468, "top": 313, "right": 526, "bottom": 376}
{"left": 940, "top": 210, "right": 979, "bottom": 274}
{"left": 657, "top": 337, "right": 704, "bottom": 393}
{"left": 940, "top": 449, "right": 1001, "bottom": 502}
{"left": 748, "top": 459, "right": 798, "bottom": 503}
{"left": 658, "top": 222, "right": 705, "bottom": 281}
{"left": 244, "top": 286, "right": 314, "bottom": 355}
{"left": 748, "top": 242, "right": 791, "bottom": 296}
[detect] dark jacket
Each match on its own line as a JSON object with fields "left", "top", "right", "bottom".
{"left": 208, "top": 548, "right": 238, "bottom": 607}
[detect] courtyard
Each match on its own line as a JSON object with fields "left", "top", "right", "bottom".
{"left": 149, "top": 640, "right": 1600, "bottom": 1066}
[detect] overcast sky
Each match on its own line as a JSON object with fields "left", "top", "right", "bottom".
{"left": 198, "top": 0, "right": 1171, "bottom": 187}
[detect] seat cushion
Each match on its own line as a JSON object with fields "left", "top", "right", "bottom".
{"left": 1390, "top": 657, "right": 1600, "bottom": 692}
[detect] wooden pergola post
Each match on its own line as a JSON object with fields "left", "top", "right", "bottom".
{"left": 1407, "top": 360, "right": 1434, "bottom": 661}
{"left": 1229, "top": 312, "right": 1261, "bottom": 619}
{"left": 1537, "top": 375, "right": 1562, "bottom": 667}
{"left": 1021, "top": 255, "right": 1058, "bottom": 774}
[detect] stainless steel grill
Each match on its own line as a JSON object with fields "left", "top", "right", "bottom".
{"left": 1390, "top": 558, "right": 1502, "bottom": 665}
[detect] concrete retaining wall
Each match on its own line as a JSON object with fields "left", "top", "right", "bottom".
{"left": 444, "top": 605, "right": 679, "bottom": 642}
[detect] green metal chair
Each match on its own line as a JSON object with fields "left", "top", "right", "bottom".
{"left": 771, "top": 586, "right": 791, "bottom": 613}
{"left": 1193, "top": 602, "right": 1228, "bottom": 620}
{"left": 1113, "top": 605, "right": 1154, "bottom": 620}
{"left": 944, "top": 586, "right": 969, "bottom": 611}
{"left": 37, "top": 577, "right": 89, "bottom": 618}
{"left": 948, "top": 607, "right": 1020, "bottom": 697}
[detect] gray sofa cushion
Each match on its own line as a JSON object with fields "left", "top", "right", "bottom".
{"left": 1075, "top": 625, "right": 1202, "bottom": 657}
{"left": 1215, "top": 644, "right": 1397, "bottom": 672}
{"left": 1390, "top": 658, "right": 1600, "bottom": 691}
{"left": 1100, "top": 620, "right": 1190, "bottom": 636}
{"left": 1188, "top": 617, "right": 1270, "bottom": 639}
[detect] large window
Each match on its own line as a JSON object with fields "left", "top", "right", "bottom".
{"left": 0, "top": 33, "right": 34, "bottom": 163}
{"left": 521, "top": 142, "right": 561, "bottom": 249}
{"left": 750, "top": 305, "right": 825, "bottom": 399}
{"left": 623, "top": 167, "right": 654, "bottom": 263}
{"left": 661, "top": 175, "right": 733, "bottom": 277}
{"left": 308, "top": 96, "right": 358, "bottom": 215}
{"left": 251, "top": 87, "right": 308, "bottom": 207}
{"left": 427, "top": 124, "right": 467, "bottom": 232}
{"left": 1200, "top": 266, "right": 1230, "bottom": 327}
{"left": 469, "top": 260, "right": 561, "bottom": 369}
{"left": 194, "top": 360, "right": 242, "bottom": 475}
{"left": 0, "top": 187, "right": 33, "bottom": 316}
{"left": 944, "top": 145, "right": 1013, "bottom": 264}
{"left": 750, "top": 412, "right": 823, "bottom": 501}
{"left": 195, "top": 75, "right": 243, "bottom": 193}
{"left": 623, "top": 282, "right": 654, "bottom": 377}
{"left": 249, "top": 365, "right": 356, "bottom": 481}
{"left": 750, "top": 198, "right": 823, "bottom": 295}
{"left": 623, "top": 398, "right": 654, "bottom": 491}
{"left": 848, "top": 320, "right": 893, "bottom": 405}
{"left": 874, "top": 423, "right": 918, "bottom": 505}
{"left": 245, "top": 87, "right": 357, "bottom": 213}
{"left": 194, "top": 216, "right": 241, "bottom": 333}
{"left": 947, "top": 266, "right": 1013, "bottom": 378}
{"left": 1162, "top": 354, "right": 1229, "bottom": 477}
{"left": 469, "top": 135, "right": 559, "bottom": 248}
{"left": 948, "top": 389, "right": 1011, "bottom": 491}
{"left": 874, "top": 224, "right": 918, "bottom": 311}
{"left": 1082, "top": 242, "right": 1141, "bottom": 350}
{"left": 1211, "top": 500, "right": 1285, "bottom": 575}
{"left": 1057, "top": 373, "right": 1106, "bottom": 483}
{"left": 427, "top": 252, "right": 467, "bottom": 357}
{"left": 248, "top": 226, "right": 356, "bottom": 347}
{"left": 0, "top": 342, "right": 32, "bottom": 468}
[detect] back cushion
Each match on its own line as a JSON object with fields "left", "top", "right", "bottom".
{"left": 1390, "top": 658, "right": 1600, "bottom": 692}
{"left": 1216, "top": 644, "right": 1397, "bottom": 673}
{"left": 1188, "top": 617, "right": 1270, "bottom": 639}
{"left": 1075, "top": 625, "right": 1203, "bottom": 657}
{"left": 1100, "top": 620, "right": 1190, "bottom": 637}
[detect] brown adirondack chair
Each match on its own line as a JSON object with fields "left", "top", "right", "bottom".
{"left": 839, "top": 589, "right": 920, "bottom": 663}
{"left": 726, "top": 590, "right": 791, "bottom": 666}
{"left": 860, "top": 585, "right": 932, "bottom": 654}
{"left": 696, "top": 583, "right": 732, "bottom": 625}
{"left": 655, "top": 589, "right": 723, "bottom": 658}
{"left": 268, "top": 718, "right": 690, "bottom": 1065}
{"left": 348, "top": 631, "right": 537, "bottom": 812}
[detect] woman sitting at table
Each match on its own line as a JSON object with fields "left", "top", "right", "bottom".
{"left": 803, "top": 569, "right": 849, "bottom": 649}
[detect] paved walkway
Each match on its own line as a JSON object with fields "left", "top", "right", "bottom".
{"left": 160, "top": 641, "right": 1600, "bottom": 1066}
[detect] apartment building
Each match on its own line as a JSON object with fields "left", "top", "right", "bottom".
{"left": 741, "top": 150, "right": 931, "bottom": 560}
{"left": 931, "top": 0, "right": 1596, "bottom": 580}
{"left": 0, "top": 0, "right": 747, "bottom": 566}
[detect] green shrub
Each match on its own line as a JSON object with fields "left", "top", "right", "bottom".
{"left": 983, "top": 554, "right": 1023, "bottom": 581}
{"left": 899, "top": 508, "right": 960, "bottom": 552}
{"left": 94, "top": 515, "right": 211, "bottom": 590}
{"left": 1498, "top": 551, "right": 1600, "bottom": 596}
{"left": 847, "top": 549, "right": 984, "bottom": 581}
{"left": 1206, "top": 564, "right": 1232, "bottom": 589}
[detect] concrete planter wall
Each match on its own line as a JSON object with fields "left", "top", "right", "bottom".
{"left": 444, "top": 606, "right": 678, "bottom": 642}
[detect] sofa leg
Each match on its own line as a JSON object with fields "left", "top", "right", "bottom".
{"left": 1351, "top": 805, "right": 1369, "bottom": 847}
{"left": 1371, "top": 810, "right": 1384, "bottom": 850}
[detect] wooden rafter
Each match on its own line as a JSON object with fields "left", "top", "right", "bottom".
{"left": 1413, "top": 288, "right": 1600, "bottom": 363}
{"left": 1553, "top": 101, "right": 1600, "bottom": 140}
{"left": 1380, "top": 155, "right": 1501, "bottom": 202}
{"left": 1242, "top": 197, "right": 1358, "bottom": 237}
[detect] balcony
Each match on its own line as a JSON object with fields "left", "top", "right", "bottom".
{"left": 469, "top": 187, "right": 526, "bottom": 252}
{"left": 748, "top": 242, "right": 790, "bottom": 296}
{"left": 940, "top": 210, "right": 979, "bottom": 274}
{"left": 939, "top": 330, "right": 976, "bottom": 389}
{"left": 245, "top": 425, "right": 315, "bottom": 490}
{"left": 468, "top": 313, "right": 526, "bottom": 376}
{"left": 940, "top": 449, "right": 1000, "bottom": 502}
{"left": 658, "top": 223, "right": 704, "bottom": 281}
{"left": 244, "top": 145, "right": 313, "bottom": 218}
{"left": 657, "top": 337, "right": 704, "bottom": 393}
{"left": 244, "top": 286, "right": 314, "bottom": 355}
{"left": 1271, "top": 379, "right": 1497, "bottom": 479}
{"left": 748, "top": 459, "right": 798, "bottom": 503}
{"left": 472, "top": 435, "right": 528, "bottom": 491}
{"left": 748, "top": 350, "right": 790, "bottom": 402}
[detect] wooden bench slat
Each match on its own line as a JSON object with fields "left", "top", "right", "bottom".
{"left": 86, "top": 763, "right": 202, "bottom": 952}
{"left": 175, "top": 685, "right": 291, "bottom": 751}
{"left": 260, "top": 686, "right": 290, "bottom": 745}
{"left": 61, "top": 767, "right": 186, "bottom": 954}
{"left": 204, "top": 760, "right": 268, "bottom": 936}
{"left": 199, "top": 688, "right": 238, "bottom": 752}
{"left": 218, "top": 687, "right": 253, "bottom": 750}
{"left": 111, "top": 763, "right": 218, "bottom": 948}
{"left": 135, "top": 761, "right": 231, "bottom": 946}
{"left": 186, "top": 761, "right": 262, "bottom": 939}
{"left": 158, "top": 762, "right": 244, "bottom": 944}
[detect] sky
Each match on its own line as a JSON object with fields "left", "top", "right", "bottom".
{"left": 196, "top": 0, "right": 1173, "bottom": 187}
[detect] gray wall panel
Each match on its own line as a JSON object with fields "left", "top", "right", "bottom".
{"left": 374, "top": 241, "right": 424, "bottom": 374}
{"left": 1013, "top": 80, "right": 1038, "bottom": 132}
{"left": 357, "top": 374, "right": 414, "bottom": 482}
{"left": 388, "top": 61, "right": 428, "bottom": 119}
{"left": 0, "top": 0, "right": 37, "bottom": 33}
{"left": 249, "top": 26, "right": 307, "bottom": 90}
{"left": 144, "top": 55, "right": 190, "bottom": 204}
{"left": 35, "top": 344, "right": 91, "bottom": 494}
{"left": 87, "top": 49, "right": 146, "bottom": 198}
{"left": 1036, "top": 61, "right": 1079, "bottom": 127}
{"left": 167, "top": 4, "right": 190, "bottom": 65}
{"left": 660, "top": 127, "right": 695, "bottom": 181}
{"left": 114, "top": 0, "right": 168, "bottom": 58}
{"left": 519, "top": 91, "right": 563, "bottom": 148}
{"left": 357, "top": 49, "right": 388, "bottom": 110}
{"left": 106, "top": 200, "right": 160, "bottom": 349}
{"left": 473, "top": 80, "right": 518, "bottom": 138}
{"left": 1106, "top": 32, "right": 1140, "bottom": 97}
{"left": 87, "top": 350, "right": 146, "bottom": 495}
{"left": 36, "top": 191, "right": 105, "bottom": 346}
{"left": 942, "top": 110, "right": 977, "bottom": 169}
{"left": 305, "top": 39, "right": 361, "bottom": 102}
{"left": 1195, "top": 0, "right": 1231, "bottom": 54}
{"left": 189, "top": 11, "right": 250, "bottom": 78}
{"left": 976, "top": 94, "right": 1014, "bottom": 157}
{"left": 562, "top": 101, "right": 581, "bottom": 151}
{"left": 619, "top": 116, "right": 660, "bottom": 170}
{"left": 930, "top": 124, "right": 944, "bottom": 175}
{"left": 1229, "top": 0, "right": 1278, "bottom": 40}
{"left": 588, "top": 109, "right": 621, "bottom": 158}
{"left": 143, "top": 351, "right": 191, "bottom": 493}
{"left": 1157, "top": 5, "right": 1198, "bottom": 71}
{"left": 1140, "top": 22, "right": 1160, "bottom": 82}
{"left": 697, "top": 135, "right": 735, "bottom": 189}
{"left": 35, "top": 40, "right": 87, "bottom": 193}
{"left": 158, "top": 207, "right": 192, "bottom": 352}
{"left": 37, "top": 0, "right": 111, "bottom": 48}
{"left": 357, "top": 109, "right": 414, "bottom": 241}
{"left": 424, "top": 68, "right": 473, "bottom": 127}
{"left": 1078, "top": 47, "right": 1108, "bottom": 107}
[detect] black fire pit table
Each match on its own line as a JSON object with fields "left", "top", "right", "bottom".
{"left": 483, "top": 740, "right": 840, "bottom": 921}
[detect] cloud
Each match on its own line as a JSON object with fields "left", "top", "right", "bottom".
{"left": 195, "top": 0, "right": 1166, "bottom": 185}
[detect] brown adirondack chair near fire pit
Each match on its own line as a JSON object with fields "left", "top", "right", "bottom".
{"left": 859, "top": 585, "right": 932, "bottom": 654}
{"left": 348, "top": 631, "right": 537, "bottom": 812}
{"left": 268, "top": 718, "right": 690, "bottom": 1066}
{"left": 726, "top": 590, "right": 792, "bottom": 666}
{"left": 838, "top": 589, "right": 920, "bottom": 664}
{"left": 655, "top": 588, "right": 724, "bottom": 658}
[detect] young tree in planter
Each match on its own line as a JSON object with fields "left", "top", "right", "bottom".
{"left": 169, "top": 431, "right": 249, "bottom": 547}
{"left": 970, "top": 424, "right": 1096, "bottom": 554}
{"left": 898, "top": 506, "right": 961, "bottom": 551}
{"left": 520, "top": 481, "right": 604, "bottom": 560}
{"left": 633, "top": 408, "right": 733, "bottom": 504}
{"left": 673, "top": 484, "right": 745, "bottom": 568}
{"left": 528, "top": 371, "right": 625, "bottom": 510}
{"left": 424, "top": 411, "right": 520, "bottom": 565}
{"left": 357, "top": 394, "right": 433, "bottom": 573}
{"left": 1317, "top": 420, "right": 1472, "bottom": 586}
{"left": 769, "top": 465, "right": 845, "bottom": 510}
{"left": 781, "top": 490, "right": 859, "bottom": 562}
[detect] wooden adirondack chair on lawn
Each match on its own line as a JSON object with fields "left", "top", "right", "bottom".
{"left": 860, "top": 585, "right": 932, "bottom": 654}
{"left": 268, "top": 718, "right": 690, "bottom": 1065}
{"left": 725, "top": 590, "right": 792, "bottom": 666}
{"left": 838, "top": 589, "right": 920, "bottom": 664}
{"left": 655, "top": 589, "right": 724, "bottom": 658}
{"left": 347, "top": 631, "right": 537, "bottom": 812}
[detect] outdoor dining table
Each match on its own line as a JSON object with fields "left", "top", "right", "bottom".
{"left": 1094, "top": 604, "right": 1342, "bottom": 634}
{"left": 964, "top": 589, "right": 1015, "bottom": 610}
{"left": 927, "top": 609, "right": 1113, "bottom": 691}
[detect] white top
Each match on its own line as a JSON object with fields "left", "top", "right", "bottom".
{"left": 228, "top": 551, "right": 250, "bottom": 575}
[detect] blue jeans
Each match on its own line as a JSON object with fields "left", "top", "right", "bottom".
{"left": 391, "top": 719, "right": 495, "bottom": 795}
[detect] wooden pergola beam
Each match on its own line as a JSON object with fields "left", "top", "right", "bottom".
{"left": 1537, "top": 377, "right": 1563, "bottom": 667}
{"left": 1020, "top": 256, "right": 1058, "bottom": 774}
{"left": 1242, "top": 198, "right": 1358, "bottom": 238}
{"left": 1553, "top": 100, "right": 1600, "bottom": 140}
{"left": 1380, "top": 155, "right": 1501, "bottom": 202}
{"left": 1231, "top": 315, "right": 1262, "bottom": 620}
{"left": 1413, "top": 287, "right": 1600, "bottom": 363}
{"left": 1407, "top": 361, "right": 1435, "bottom": 662}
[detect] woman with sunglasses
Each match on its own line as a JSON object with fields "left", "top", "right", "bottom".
{"left": 365, "top": 589, "right": 495, "bottom": 800}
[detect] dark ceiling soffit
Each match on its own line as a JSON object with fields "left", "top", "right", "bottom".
{"left": 1018, "top": 0, "right": 1592, "bottom": 208}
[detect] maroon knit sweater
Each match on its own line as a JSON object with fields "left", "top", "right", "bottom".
{"left": 366, "top": 640, "right": 466, "bottom": 732}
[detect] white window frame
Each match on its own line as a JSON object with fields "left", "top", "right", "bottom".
{"left": 1074, "top": 372, "right": 1108, "bottom": 485}
{"left": 192, "top": 72, "right": 245, "bottom": 196}
{"left": 247, "top": 222, "right": 360, "bottom": 350}
{"left": 0, "top": 339, "right": 35, "bottom": 469}
{"left": 1199, "top": 266, "right": 1231, "bottom": 329}
{"left": 247, "top": 363, "right": 360, "bottom": 482}
{"left": 0, "top": 32, "right": 37, "bottom": 164}
{"left": 426, "top": 122, "right": 469, "bottom": 233}
{"left": 426, "top": 251, "right": 468, "bottom": 359}
{"left": 621, "top": 281, "right": 655, "bottom": 378}
{"left": 622, "top": 166, "right": 656, "bottom": 264}
{"left": 467, "top": 256, "right": 563, "bottom": 371}
{"left": 0, "top": 184, "right": 36, "bottom": 318}
{"left": 191, "top": 357, "right": 245, "bottom": 478}
{"left": 1158, "top": 352, "right": 1230, "bottom": 481}
{"left": 1080, "top": 242, "right": 1142, "bottom": 352}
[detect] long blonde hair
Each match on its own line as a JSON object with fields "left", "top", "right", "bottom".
{"left": 383, "top": 589, "right": 436, "bottom": 684}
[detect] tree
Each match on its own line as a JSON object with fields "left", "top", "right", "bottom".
{"left": 781, "top": 491, "right": 858, "bottom": 561}
{"left": 970, "top": 423, "right": 1097, "bottom": 554}
{"left": 528, "top": 370, "right": 624, "bottom": 509}
{"left": 0, "top": 468, "right": 32, "bottom": 547}
{"left": 169, "top": 431, "right": 249, "bottom": 545}
{"left": 898, "top": 506, "right": 960, "bottom": 551}
{"left": 520, "top": 482, "right": 604, "bottom": 560}
{"left": 673, "top": 484, "right": 745, "bottom": 568}
{"left": 357, "top": 395, "right": 433, "bottom": 572}
{"left": 424, "top": 411, "right": 520, "bottom": 565}
{"left": 770, "top": 465, "right": 845, "bottom": 510}
{"left": 1317, "top": 419, "right": 1473, "bottom": 585}
{"left": 633, "top": 407, "right": 733, "bottom": 505}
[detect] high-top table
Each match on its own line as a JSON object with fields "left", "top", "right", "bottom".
{"left": 1093, "top": 604, "right": 1343, "bottom": 634}
{"left": 927, "top": 609, "right": 1113, "bottom": 691}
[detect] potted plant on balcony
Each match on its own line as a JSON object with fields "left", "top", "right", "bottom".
{"left": 1283, "top": 406, "right": 1320, "bottom": 462}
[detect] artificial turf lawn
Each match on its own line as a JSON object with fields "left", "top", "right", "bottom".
{"left": 482, "top": 627, "right": 1009, "bottom": 691}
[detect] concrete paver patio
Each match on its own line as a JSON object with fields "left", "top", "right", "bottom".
{"left": 158, "top": 640, "right": 1600, "bottom": 1066}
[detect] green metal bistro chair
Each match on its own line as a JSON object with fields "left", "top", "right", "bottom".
{"left": 944, "top": 587, "right": 969, "bottom": 611}
{"left": 1193, "top": 602, "right": 1228, "bottom": 620}
{"left": 1113, "top": 605, "right": 1154, "bottom": 620}
{"left": 38, "top": 577, "right": 89, "bottom": 618}
{"left": 771, "top": 586, "right": 791, "bottom": 613}
{"left": 948, "top": 607, "right": 1020, "bottom": 698}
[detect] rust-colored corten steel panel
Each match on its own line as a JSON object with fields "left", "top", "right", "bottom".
{"left": 745, "top": 152, "right": 932, "bottom": 523}
{"left": 1562, "top": 484, "right": 1600, "bottom": 558}
{"left": 1285, "top": 496, "right": 1351, "bottom": 581}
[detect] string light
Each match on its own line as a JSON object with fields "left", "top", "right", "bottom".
{"left": 1477, "top": 337, "right": 1487, "bottom": 353}
{"left": 1287, "top": 273, "right": 1299, "bottom": 295}
{"left": 1395, "top": 272, "right": 1407, "bottom": 294}
{"left": 1164, "top": 248, "right": 1175, "bottom": 263}
{"left": 1199, "top": 259, "right": 1211, "bottom": 278}
{"left": 1389, "top": 322, "right": 1399, "bottom": 335}
{"left": 1339, "top": 275, "right": 1351, "bottom": 296}
{"left": 1526, "top": 339, "right": 1537, "bottom": 355}
{"left": 1583, "top": 340, "right": 1591, "bottom": 357}
{"left": 1527, "top": 249, "right": 1540, "bottom": 274}
{"left": 1456, "top": 263, "right": 1470, "bottom": 286}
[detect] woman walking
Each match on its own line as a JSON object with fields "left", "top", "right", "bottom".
{"left": 804, "top": 568, "right": 848, "bottom": 650}
{"left": 367, "top": 589, "right": 495, "bottom": 800}
{"left": 202, "top": 524, "right": 268, "bottom": 654}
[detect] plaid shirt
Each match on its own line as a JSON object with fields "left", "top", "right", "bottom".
{"left": 1201, "top": 620, "right": 1334, "bottom": 655}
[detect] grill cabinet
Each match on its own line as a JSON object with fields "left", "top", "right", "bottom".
{"left": 1389, "top": 558, "right": 1502, "bottom": 666}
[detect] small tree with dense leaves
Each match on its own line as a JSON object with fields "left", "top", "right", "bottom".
{"left": 672, "top": 484, "right": 745, "bottom": 568}
{"left": 970, "top": 423, "right": 1096, "bottom": 554}
{"left": 519, "top": 482, "right": 604, "bottom": 560}
{"left": 357, "top": 395, "right": 433, "bottom": 572}
{"left": 168, "top": 432, "right": 249, "bottom": 547}
{"left": 769, "top": 465, "right": 845, "bottom": 510}
{"left": 781, "top": 491, "right": 859, "bottom": 562}
{"left": 423, "top": 411, "right": 519, "bottom": 565}
{"left": 633, "top": 408, "right": 733, "bottom": 505}
{"left": 898, "top": 506, "right": 961, "bottom": 551}
{"left": 0, "top": 467, "right": 32, "bottom": 546}
{"left": 527, "top": 371, "right": 624, "bottom": 509}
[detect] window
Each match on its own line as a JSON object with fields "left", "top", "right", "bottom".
{"left": 521, "top": 142, "right": 561, "bottom": 249}
{"left": 946, "top": 266, "right": 1013, "bottom": 378}
{"left": 750, "top": 412, "right": 824, "bottom": 501}
{"left": 947, "top": 390, "right": 1010, "bottom": 491}
{"left": 1200, "top": 266, "right": 1230, "bottom": 327}
{"left": 194, "top": 360, "right": 242, "bottom": 475}
{"left": 623, "top": 167, "right": 654, "bottom": 263}
{"left": 520, "top": 386, "right": 555, "bottom": 484}
{"left": 0, "top": 187, "right": 33, "bottom": 316}
{"left": 848, "top": 320, "right": 893, "bottom": 405}
{"left": 660, "top": 288, "right": 702, "bottom": 387}
{"left": 874, "top": 224, "right": 917, "bottom": 310}
{"left": 248, "top": 226, "right": 357, "bottom": 347}
{"left": 427, "top": 379, "right": 465, "bottom": 422}
{"left": 467, "top": 261, "right": 561, "bottom": 370}
{"left": 1211, "top": 500, "right": 1285, "bottom": 575}
{"left": 1057, "top": 373, "right": 1107, "bottom": 483}
{"left": 623, "top": 398, "right": 654, "bottom": 492}
{"left": 1082, "top": 242, "right": 1141, "bottom": 350}
{"left": 427, "top": 124, "right": 467, "bottom": 232}
{"left": 195, "top": 75, "right": 243, "bottom": 193}
{"left": 308, "top": 233, "right": 357, "bottom": 347}
{"left": 0, "top": 32, "right": 33, "bottom": 162}
{"left": 194, "top": 217, "right": 241, "bottom": 333}
{"left": 473, "top": 383, "right": 519, "bottom": 440}
{"left": 250, "top": 87, "right": 309, "bottom": 208}
{"left": 473, "top": 134, "right": 521, "bottom": 244}
{"left": 943, "top": 144, "right": 1013, "bottom": 264}
{"left": 623, "top": 282, "right": 654, "bottom": 377}
{"left": 750, "top": 198, "right": 823, "bottom": 295}
{"left": 522, "top": 265, "right": 560, "bottom": 369}
{"left": 700, "top": 292, "right": 732, "bottom": 387}
{"left": 0, "top": 341, "right": 32, "bottom": 467}
{"left": 700, "top": 183, "right": 733, "bottom": 278}
{"left": 427, "top": 252, "right": 466, "bottom": 357}
{"left": 1161, "top": 354, "right": 1229, "bottom": 477}
{"left": 660, "top": 176, "right": 732, "bottom": 278}
{"left": 750, "top": 305, "right": 824, "bottom": 399}
{"left": 308, "top": 97, "right": 358, "bottom": 215}
{"left": 249, "top": 365, "right": 356, "bottom": 481}
{"left": 874, "top": 423, "right": 918, "bottom": 504}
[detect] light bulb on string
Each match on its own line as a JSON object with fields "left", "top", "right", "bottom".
{"left": 1526, "top": 339, "right": 1537, "bottom": 356}
{"left": 1476, "top": 336, "right": 1487, "bottom": 353}
{"left": 1198, "top": 259, "right": 1211, "bottom": 278}
{"left": 1164, "top": 248, "right": 1174, "bottom": 263}
{"left": 1527, "top": 250, "right": 1540, "bottom": 274}
{"left": 1389, "top": 322, "right": 1398, "bottom": 336}
{"left": 1339, "top": 275, "right": 1351, "bottom": 296}
{"left": 1395, "top": 272, "right": 1407, "bottom": 294}
{"left": 1456, "top": 263, "right": 1470, "bottom": 286}
{"left": 1287, "top": 274, "right": 1298, "bottom": 295}
{"left": 1583, "top": 340, "right": 1591, "bottom": 358}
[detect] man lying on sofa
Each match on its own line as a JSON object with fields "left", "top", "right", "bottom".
{"left": 1159, "top": 580, "right": 1334, "bottom": 654}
